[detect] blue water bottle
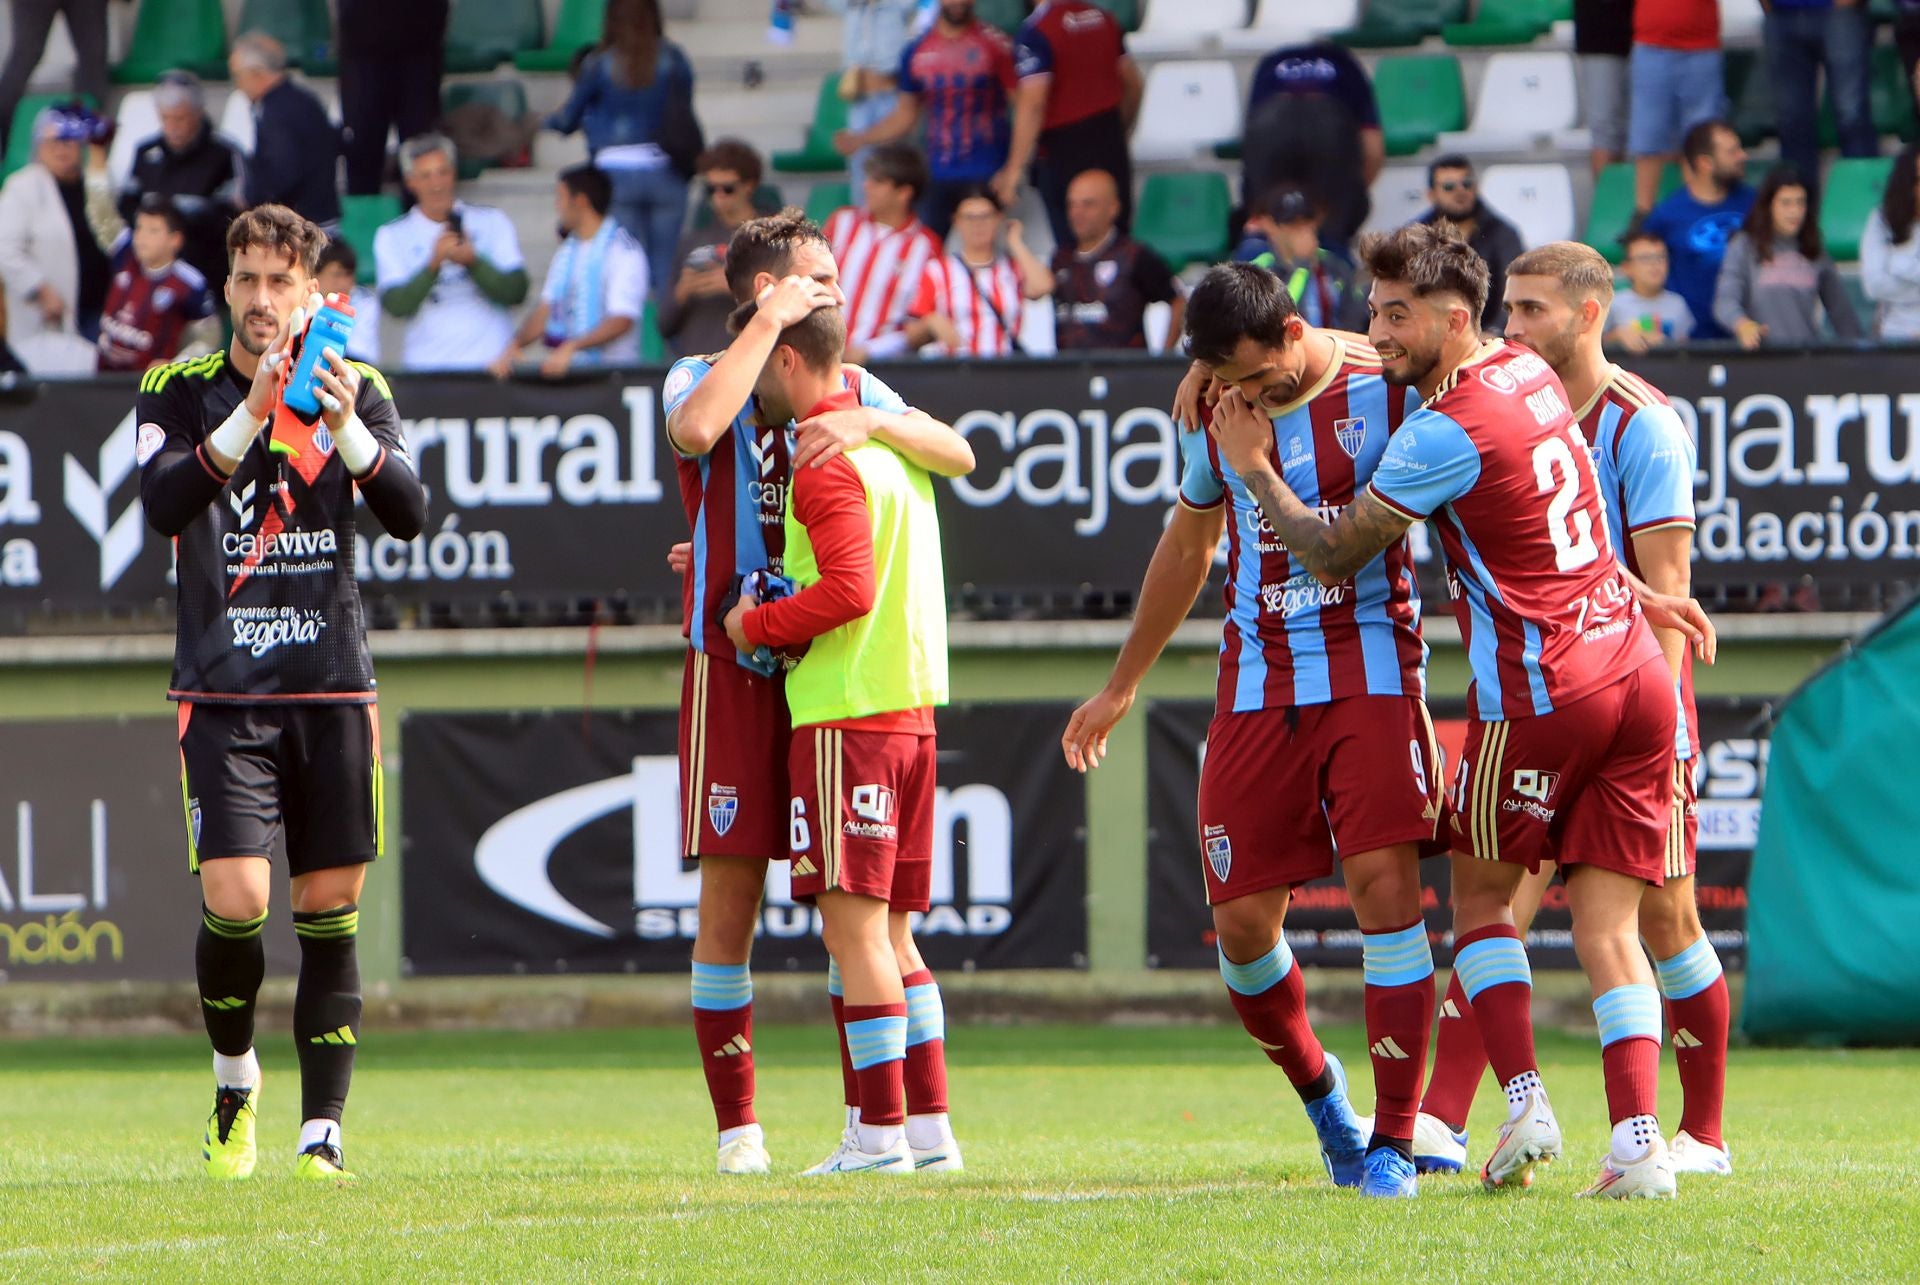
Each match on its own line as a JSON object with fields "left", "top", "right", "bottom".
{"left": 284, "top": 294, "right": 356, "bottom": 418}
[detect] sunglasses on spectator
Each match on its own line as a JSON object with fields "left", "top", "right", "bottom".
{"left": 1436, "top": 178, "right": 1475, "bottom": 193}
{"left": 705, "top": 181, "right": 740, "bottom": 196}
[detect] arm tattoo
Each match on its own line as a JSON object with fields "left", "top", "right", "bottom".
{"left": 1243, "top": 470, "right": 1413, "bottom": 583}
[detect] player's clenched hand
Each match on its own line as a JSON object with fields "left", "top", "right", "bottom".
{"left": 667, "top": 541, "right": 693, "bottom": 575}
{"left": 243, "top": 296, "right": 307, "bottom": 421}
{"left": 1061, "top": 686, "right": 1134, "bottom": 773}
{"left": 313, "top": 347, "right": 362, "bottom": 433}
{"left": 755, "top": 275, "right": 838, "bottom": 330}
{"left": 1205, "top": 387, "right": 1276, "bottom": 480}
{"left": 723, "top": 588, "right": 759, "bottom": 654}
{"left": 1171, "top": 359, "right": 1222, "bottom": 432}
{"left": 792, "top": 407, "right": 876, "bottom": 470}
{"left": 1639, "top": 590, "right": 1718, "bottom": 665}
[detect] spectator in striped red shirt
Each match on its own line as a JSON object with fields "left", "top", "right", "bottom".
{"left": 823, "top": 143, "right": 946, "bottom": 363}
{"left": 904, "top": 183, "right": 1051, "bottom": 356}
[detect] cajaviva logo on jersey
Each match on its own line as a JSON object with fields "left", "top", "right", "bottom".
{"left": 472, "top": 756, "right": 1016, "bottom": 942}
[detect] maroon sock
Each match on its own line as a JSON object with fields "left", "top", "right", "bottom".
{"left": 843, "top": 1002, "right": 907, "bottom": 1128}
{"left": 1452, "top": 924, "right": 1538, "bottom": 1090}
{"left": 1668, "top": 978, "right": 1730, "bottom": 1148}
{"left": 1602, "top": 1035, "right": 1662, "bottom": 1124}
{"left": 692, "top": 1004, "right": 756, "bottom": 1132}
{"left": 1365, "top": 971, "right": 1435, "bottom": 1142}
{"left": 1421, "top": 971, "right": 1489, "bottom": 1131}
{"left": 901, "top": 967, "right": 949, "bottom": 1116}
{"left": 829, "top": 992, "right": 858, "bottom": 1110}
{"left": 1224, "top": 955, "right": 1326, "bottom": 1088}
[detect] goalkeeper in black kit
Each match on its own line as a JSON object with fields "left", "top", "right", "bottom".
{"left": 137, "top": 204, "right": 426, "bottom": 1182}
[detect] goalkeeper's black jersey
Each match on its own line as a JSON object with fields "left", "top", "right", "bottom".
{"left": 137, "top": 351, "right": 428, "bottom": 703}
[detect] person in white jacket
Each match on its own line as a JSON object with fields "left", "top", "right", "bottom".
{"left": 0, "top": 103, "right": 120, "bottom": 373}
{"left": 1861, "top": 144, "right": 1920, "bottom": 342}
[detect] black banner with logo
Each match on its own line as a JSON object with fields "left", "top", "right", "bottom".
{"left": 0, "top": 349, "right": 1914, "bottom": 628}
{"left": 399, "top": 703, "right": 1087, "bottom": 975}
{"left": 1144, "top": 696, "right": 1766, "bottom": 971}
{"left": 0, "top": 716, "right": 298, "bottom": 982}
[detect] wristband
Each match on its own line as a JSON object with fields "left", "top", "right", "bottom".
{"left": 332, "top": 411, "right": 381, "bottom": 475}
{"left": 207, "top": 401, "right": 267, "bottom": 464}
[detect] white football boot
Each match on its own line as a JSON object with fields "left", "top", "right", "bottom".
{"left": 1578, "top": 1135, "right": 1679, "bottom": 1200}
{"left": 1480, "top": 1087, "right": 1563, "bottom": 1191}
{"left": 1667, "top": 1130, "right": 1732, "bottom": 1176}
{"left": 799, "top": 1134, "right": 913, "bottom": 1176}
{"left": 715, "top": 1124, "right": 771, "bottom": 1175}
{"left": 908, "top": 1116, "right": 965, "bottom": 1173}
{"left": 1412, "top": 1112, "right": 1469, "bottom": 1175}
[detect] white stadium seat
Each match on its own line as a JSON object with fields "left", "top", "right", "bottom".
{"left": 108, "top": 91, "right": 159, "bottom": 189}
{"left": 219, "top": 89, "right": 255, "bottom": 155}
{"left": 1219, "top": 0, "right": 1361, "bottom": 54}
{"left": 1437, "top": 51, "right": 1579, "bottom": 152}
{"left": 1361, "top": 166, "right": 1435, "bottom": 236}
{"left": 1127, "top": 0, "right": 1250, "bottom": 57}
{"left": 1130, "top": 60, "right": 1242, "bottom": 162}
{"left": 1722, "top": 0, "right": 1766, "bottom": 43}
{"left": 1478, "top": 163, "right": 1577, "bottom": 248}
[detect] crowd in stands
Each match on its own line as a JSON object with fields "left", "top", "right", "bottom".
{"left": 6, "top": 0, "right": 1920, "bottom": 377}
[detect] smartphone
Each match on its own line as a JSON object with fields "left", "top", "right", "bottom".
{"left": 446, "top": 209, "right": 464, "bottom": 238}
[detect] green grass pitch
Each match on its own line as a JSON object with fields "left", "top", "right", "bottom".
{"left": 3, "top": 1023, "right": 1916, "bottom": 1281}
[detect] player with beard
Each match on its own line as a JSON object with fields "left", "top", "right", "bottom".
{"left": 1201, "top": 223, "right": 1715, "bottom": 1200}
{"left": 664, "top": 209, "right": 973, "bottom": 1174}
{"left": 1412, "top": 241, "right": 1731, "bottom": 1180}
{"left": 138, "top": 204, "right": 427, "bottom": 1182}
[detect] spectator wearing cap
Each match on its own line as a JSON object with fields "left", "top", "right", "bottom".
{"left": 1415, "top": 155, "right": 1524, "bottom": 333}
{"left": 117, "top": 71, "right": 244, "bottom": 302}
{"left": 0, "top": 0, "right": 108, "bottom": 142}
{"left": 0, "top": 103, "right": 118, "bottom": 364}
{"left": 313, "top": 241, "right": 384, "bottom": 363}
{"left": 657, "top": 139, "right": 762, "bottom": 358}
{"left": 373, "top": 133, "right": 528, "bottom": 371}
{"left": 1050, "top": 168, "right": 1181, "bottom": 352}
{"left": 1234, "top": 187, "right": 1367, "bottom": 332}
{"left": 1241, "top": 40, "right": 1382, "bottom": 259}
{"left": 337, "top": 0, "right": 449, "bottom": 195}
{"left": 97, "top": 195, "right": 219, "bottom": 372}
{"left": 230, "top": 33, "right": 341, "bottom": 228}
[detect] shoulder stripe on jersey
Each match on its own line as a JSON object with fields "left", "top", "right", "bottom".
{"left": 350, "top": 361, "right": 393, "bottom": 401}
{"left": 1608, "top": 369, "right": 1660, "bottom": 411}
{"left": 143, "top": 351, "right": 225, "bottom": 393}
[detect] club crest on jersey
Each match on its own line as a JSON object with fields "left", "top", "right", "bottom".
{"left": 1203, "top": 824, "right": 1232, "bottom": 881}
{"left": 1094, "top": 260, "right": 1119, "bottom": 288}
{"left": 312, "top": 424, "right": 335, "bottom": 456}
{"left": 1479, "top": 366, "right": 1520, "bottom": 395}
{"left": 1334, "top": 417, "right": 1366, "bottom": 458}
{"left": 707, "top": 784, "right": 739, "bottom": 836}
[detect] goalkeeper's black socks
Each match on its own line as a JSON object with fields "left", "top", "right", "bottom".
{"left": 197, "top": 905, "right": 267, "bottom": 1057}
{"left": 293, "top": 903, "right": 362, "bottom": 1122}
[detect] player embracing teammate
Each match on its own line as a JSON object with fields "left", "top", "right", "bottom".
{"left": 663, "top": 210, "right": 974, "bottom": 1173}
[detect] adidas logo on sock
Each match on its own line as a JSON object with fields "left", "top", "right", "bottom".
{"left": 1673, "top": 1028, "right": 1703, "bottom": 1049}
{"left": 792, "top": 856, "right": 818, "bottom": 877}
{"left": 1441, "top": 999, "right": 1462, "bottom": 1020}
{"left": 1370, "top": 1036, "right": 1412, "bottom": 1060}
{"left": 308, "top": 1025, "right": 358, "bottom": 1046}
{"left": 711, "top": 1034, "right": 752, "bottom": 1058}
{"left": 203, "top": 996, "right": 247, "bottom": 1011}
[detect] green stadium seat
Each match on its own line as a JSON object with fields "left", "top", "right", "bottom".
{"left": 443, "top": 80, "right": 533, "bottom": 176}
{"left": 1092, "top": 0, "right": 1141, "bottom": 33}
{"left": 1584, "top": 162, "right": 1681, "bottom": 263}
{"left": 1817, "top": 43, "right": 1918, "bottom": 148}
{"left": 804, "top": 180, "right": 852, "bottom": 226}
{"left": 112, "top": 0, "right": 227, "bottom": 84}
{"left": 976, "top": 0, "right": 1027, "bottom": 36}
{"left": 1334, "top": 0, "right": 1468, "bottom": 49}
{"left": 238, "top": 0, "right": 334, "bottom": 72}
{"left": 1727, "top": 49, "right": 1776, "bottom": 146}
{"left": 641, "top": 298, "right": 666, "bottom": 364}
{"left": 1821, "top": 157, "right": 1893, "bottom": 262}
{"left": 1134, "top": 171, "right": 1230, "bottom": 270}
{"left": 444, "top": 0, "right": 544, "bottom": 74}
{"left": 1375, "top": 54, "right": 1466, "bottom": 157}
{"left": 772, "top": 76, "right": 851, "bottom": 175}
{"left": 1443, "top": 0, "right": 1570, "bottom": 46}
{"left": 2, "top": 93, "right": 96, "bottom": 181}
{"left": 339, "top": 193, "right": 403, "bottom": 286}
{"left": 516, "top": 0, "right": 606, "bottom": 72}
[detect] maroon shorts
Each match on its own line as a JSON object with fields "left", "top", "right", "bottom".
{"left": 1196, "top": 695, "right": 1443, "bottom": 905}
{"left": 678, "top": 650, "right": 789, "bottom": 861}
{"left": 1447, "top": 655, "right": 1676, "bottom": 884}
{"left": 787, "top": 724, "right": 935, "bottom": 912}
{"left": 1667, "top": 755, "right": 1699, "bottom": 880}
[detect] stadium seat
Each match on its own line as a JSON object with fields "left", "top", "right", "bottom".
{"left": 338, "top": 193, "right": 403, "bottom": 286}
{"left": 804, "top": 180, "right": 852, "bottom": 226}
{"left": 2, "top": 92, "right": 96, "bottom": 180}
{"left": 237, "top": 0, "right": 335, "bottom": 72}
{"left": 1218, "top": 0, "right": 1362, "bottom": 53}
{"left": 641, "top": 298, "right": 666, "bottom": 364}
{"left": 772, "top": 75, "right": 851, "bottom": 175}
{"left": 1728, "top": 49, "right": 1776, "bottom": 145}
{"left": 1091, "top": 0, "right": 1143, "bottom": 34}
{"left": 1479, "top": 163, "right": 1576, "bottom": 248}
{"left": 1133, "top": 171, "right": 1230, "bottom": 269}
{"left": 1361, "top": 165, "right": 1435, "bottom": 235}
{"left": 1439, "top": 51, "right": 1578, "bottom": 151}
{"left": 1374, "top": 54, "right": 1466, "bottom": 157}
{"left": 444, "top": 0, "right": 544, "bottom": 74}
{"left": 1131, "top": 61, "right": 1242, "bottom": 162}
{"left": 112, "top": 0, "right": 227, "bottom": 84}
{"left": 976, "top": 0, "right": 1026, "bottom": 36}
{"left": 1127, "top": 0, "right": 1249, "bottom": 57}
{"left": 516, "top": 0, "right": 606, "bottom": 72}
{"left": 1443, "top": 0, "right": 1570, "bottom": 46}
{"left": 1721, "top": 0, "right": 1765, "bottom": 43}
{"left": 107, "top": 91, "right": 160, "bottom": 189}
{"left": 1821, "top": 156, "right": 1893, "bottom": 262}
{"left": 1333, "top": 0, "right": 1468, "bottom": 49}
{"left": 1583, "top": 161, "right": 1680, "bottom": 262}
{"left": 443, "top": 80, "right": 533, "bottom": 176}
{"left": 1818, "top": 43, "right": 1918, "bottom": 147}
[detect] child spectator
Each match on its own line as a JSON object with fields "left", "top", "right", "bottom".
{"left": 1713, "top": 165, "right": 1862, "bottom": 349}
{"left": 314, "top": 241, "right": 384, "bottom": 364}
{"left": 1605, "top": 228, "right": 1696, "bottom": 351}
{"left": 97, "top": 196, "right": 218, "bottom": 372}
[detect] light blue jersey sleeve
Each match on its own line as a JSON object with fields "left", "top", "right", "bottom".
{"left": 852, "top": 366, "right": 912, "bottom": 415}
{"left": 1366, "top": 408, "right": 1483, "bottom": 520}
{"left": 1177, "top": 426, "right": 1224, "bottom": 509}
{"left": 1615, "top": 403, "right": 1697, "bottom": 534}
{"left": 662, "top": 356, "right": 715, "bottom": 459}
